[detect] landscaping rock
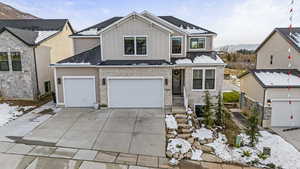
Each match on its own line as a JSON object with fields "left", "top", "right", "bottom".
{"left": 186, "top": 152, "right": 192, "bottom": 158}
{"left": 166, "top": 151, "right": 173, "bottom": 158}
{"left": 167, "top": 134, "right": 176, "bottom": 139}
{"left": 197, "top": 145, "right": 214, "bottom": 153}
{"left": 173, "top": 153, "right": 180, "bottom": 159}
{"left": 201, "top": 153, "right": 222, "bottom": 163}
{"left": 199, "top": 139, "right": 208, "bottom": 145}
{"left": 206, "top": 138, "right": 214, "bottom": 144}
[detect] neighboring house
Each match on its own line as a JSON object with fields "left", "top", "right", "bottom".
{"left": 0, "top": 19, "right": 74, "bottom": 100}
{"left": 240, "top": 27, "right": 300, "bottom": 127}
{"left": 52, "top": 11, "right": 225, "bottom": 116}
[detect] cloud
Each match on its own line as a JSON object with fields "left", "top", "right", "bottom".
{"left": 212, "top": 0, "right": 300, "bottom": 46}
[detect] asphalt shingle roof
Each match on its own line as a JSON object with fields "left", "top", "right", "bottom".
{"left": 58, "top": 46, "right": 101, "bottom": 65}
{"left": 72, "top": 15, "right": 216, "bottom": 36}
{"left": 0, "top": 19, "right": 68, "bottom": 31}
{"left": 2, "top": 27, "right": 38, "bottom": 45}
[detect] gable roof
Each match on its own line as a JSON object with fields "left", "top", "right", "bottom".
{"left": 0, "top": 19, "right": 73, "bottom": 46}
{"left": 240, "top": 69, "right": 300, "bottom": 88}
{"left": 255, "top": 27, "right": 300, "bottom": 53}
{"left": 71, "top": 12, "right": 216, "bottom": 37}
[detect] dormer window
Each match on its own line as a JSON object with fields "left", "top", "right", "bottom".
{"left": 124, "top": 36, "right": 147, "bottom": 56}
{"left": 171, "top": 36, "right": 182, "bottom": 54}
{"left": 190, "top": 37, "right": 205, "bottom": 50}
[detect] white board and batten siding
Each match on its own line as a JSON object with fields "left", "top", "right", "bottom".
{"left": 63, "top": 76, "right": 96, "bottom": 107}
{"left": 271, "top": 99, "right": 300, "bottom": 127}
{"left": 107, "top": 77, "right": 164, "bottom": 108}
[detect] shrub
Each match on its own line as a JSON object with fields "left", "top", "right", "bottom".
{"left": 100, "top": 104, "right": 108, "bottom": 107}
{"left": 246, "top": 108, "right": 260, "bottom": 147}
{"left": 258, "top": 152, "right": 269, "bottom": 160}
{"left": 203, "top": 91, "right": 215, "bottom": 128}
{"left": 215, "top": 92, "right": 225, "bottom": 127}
{"left": 223, "top": 91, "right": 240, "bottom": 103}
{"left": 242, "top": 150, "right": 252, "bottom": 157}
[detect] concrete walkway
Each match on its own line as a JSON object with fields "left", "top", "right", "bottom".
{"left": 16, "top": 108, "right": 165, "bottom": 156}
{"left": 272, "top": 127, "right": 300, "bottom": 151}
{"left": 0, "top": 141, "right": 259, "bottom": 169}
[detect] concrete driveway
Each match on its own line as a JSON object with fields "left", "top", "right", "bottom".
{"left": 21, "top": 108, "right": 166, "bottom": 156}
{"left": 272, "top": 127, "right": 300, "bottom": 151}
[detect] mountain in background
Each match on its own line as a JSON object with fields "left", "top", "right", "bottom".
{"left": 0, "top": 2, "right": 38, "bottom": 19}
{"left": 216, "top": 44, "right": 259, "bottom": 53}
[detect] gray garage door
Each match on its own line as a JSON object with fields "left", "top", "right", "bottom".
{"left": 108, "top": 78, "right": 164, "bottom": 108}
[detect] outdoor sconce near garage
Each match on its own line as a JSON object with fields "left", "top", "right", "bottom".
{"left": 267, "top": 99, "right": 271, "bottom": 107}
{"left": 57, "top": 78, "right": 61, "bottom": 85}
{"left": 102, "top": 78, "right": 106, "bottom": 85}
{"left": 165, "top": 79, "right": 168, "bottom": 86}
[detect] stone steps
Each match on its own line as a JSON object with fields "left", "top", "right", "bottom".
{"left": 177, "top": 133, "right": 192, "bottom": 139}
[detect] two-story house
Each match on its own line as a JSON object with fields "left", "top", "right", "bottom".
{"left": 240, "top": 27, "right": 300, "bottom": 127}
{"left": 0, "top": 19, "right": 74, "bottom": 100}
{"left": 52, "top": 11, "right": 225, "bottom": 115}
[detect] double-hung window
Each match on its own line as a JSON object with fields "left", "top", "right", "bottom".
{"left": 190, "top": 37, "right": 205, "bottom": 49}
{"left": 193, "top": 69, "right": 203, "bottom": 89}
{"left": 171, "top": 37, "right": 182, "bottom": 54}
{"left": 193, "top": 69, "right": 215, "bottom": 90}
{"left": 11, "top": 52, "right": 22, "bottom": 71}
{"left": 124, "top": 36, "right": 147, "bottom": 56}
{"left": 0, "top": 52, "right": 9, "bottom": 71}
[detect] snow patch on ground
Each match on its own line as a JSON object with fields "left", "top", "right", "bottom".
{"left": 191, "top": 149, "right": 203, "bottom": 161}
{"left": 167, "top": 138, "right": 191, "bottom": 154}
{"left": 165, "top": 115, "right": 178, "bottom": 129}
{"left": 206, "top": 131, "right": 300, "bottom": 169}
{"left": 192, "top": 128, "right": 213, "bottom": 140}
{"left": 0, "top": 103, "right": 29, "bottom": 126}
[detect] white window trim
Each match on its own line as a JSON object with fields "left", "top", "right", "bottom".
{"left": 192, "top": 67, "right": 216, "bottom": 91}
{"left": 123, "top": 35, "right": 148, "bottom": 56}
{"left": 189, "top": 37, "right": 206, "bottom": 51}
{"left": 171, "top": 36, "right": 183, "bottom": 55}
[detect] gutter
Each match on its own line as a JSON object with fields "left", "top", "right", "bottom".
{"left": 261, "top": 88, "right": 266, "bottom": 126}
{"left": 33, "top": 47, "right": 40, "bottom": 97}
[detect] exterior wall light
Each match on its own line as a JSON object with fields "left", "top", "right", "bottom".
{"left": 267, "top": 99, "right": 271, "bottom": 106}
{"left": 102, "top": 78, "right": 106, "bottom": 85}
{"left": 165, "top": 79, "right": 168, "bottom": 86}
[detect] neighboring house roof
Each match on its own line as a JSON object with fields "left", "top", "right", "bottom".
{"left": 0, "top": 19, "right": 70, "bottom": 31}
{"left": 255, "top": 27, "right": 300, "bottom": 53}
{"left": 57, "top": 46, "right": 101, "bottom": 65}
{"left": 71, "top": 12, "right": 216, "bottom": 36}
{"left": 0, "top": 19, "right": 73, "bottom": 46}
{"left": 240, "top": 69, "right": 300, "bottom": 88}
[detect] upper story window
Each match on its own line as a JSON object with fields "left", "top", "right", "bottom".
{"left": 270, "top": 55, "right": 273, "bottom": 65}
{"left": 0, "top": 52, "right": 9, "bottom": 71}
{"left": 171, "top": 37, "right": 182, "bottom": 54}
{"left": 193, "top": 69, "right": 215, "bottom": 90}
{"left": 190, "top": 37, "right": 205, "bottom": 50}
{"left": 124, "top": 36, "right": 147, "bottom": 56}
{"left": 11, "top": 52, "right": 22, "bottom": 71}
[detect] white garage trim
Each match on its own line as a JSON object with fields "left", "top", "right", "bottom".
{"left": 107, "top": 76, "right": 164, "bottom": 108}
{"left": 63, "top": 76, "right": 96, "bottom": 107}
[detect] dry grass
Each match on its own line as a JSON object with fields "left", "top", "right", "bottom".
{"left": 223, "top": 111, "right": 242, "bottom": 146}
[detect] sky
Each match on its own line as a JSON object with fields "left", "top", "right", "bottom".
{"left": 3, "top": 0, "right": 300, "bottom": 47}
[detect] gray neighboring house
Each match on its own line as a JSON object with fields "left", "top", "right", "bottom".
{"left": 52, "top": 11, "right": 225, "bottom": 115}
{"left": 0, "top": 19, "right": 74, "bottom": 100}
{"left": 240, "top": 27, "right": 300, "bottom": 127}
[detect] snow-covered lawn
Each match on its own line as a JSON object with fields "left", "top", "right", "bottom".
{"left": 207, "top": 130, "right": 300, "bottom": 169}
{"left": 0, "top": 102, "right": 60, "bottom": 127}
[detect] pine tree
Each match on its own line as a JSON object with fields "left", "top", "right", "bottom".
{"left": 203, "top": 91, "right": 214, "bottom": 128}
{"left": 215, "top": 92, "right": 225, "bottom": 127}
{"left": 246, "top": 108, "right": 260, "bottom": 147}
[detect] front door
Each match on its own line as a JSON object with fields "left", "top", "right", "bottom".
{"left": 172, "top": 70, "right": 182, "bottom": 95}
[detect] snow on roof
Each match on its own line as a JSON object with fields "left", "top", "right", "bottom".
{"left": 290, "top": 32, "right": 300, "bottom": 48}
{"left": 78, "top": 28, "right": 98, "bottom": 35}
{"left": 58, "top": 62, "right": 91, "bottom": 65}
{"left": 175, "top": 55, "right": 224, "bottom": 65}
{"left": 179, "top": 25, "right": 208, "bottom": 34}
{"left": 255, "top": 71, "right": 300, "bottom": 86}
{"left": 35, "top": 31, "right": 58, "bottom": 43}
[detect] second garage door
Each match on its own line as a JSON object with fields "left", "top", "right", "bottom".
{"left": 271, "top": 100, "right": 300, "bottom": 127}
{"left": 108, "top": 78, "right": 164, "bottom": 108}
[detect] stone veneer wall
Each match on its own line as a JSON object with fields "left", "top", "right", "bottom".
{"left": 0, "top": 31, "right": 37, "bottom": 100}
{"left": 240, "top": 92, "right": 272, "bottom": 127}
